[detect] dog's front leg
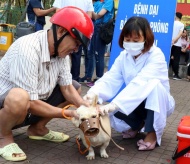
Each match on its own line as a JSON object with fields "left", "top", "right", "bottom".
{"left": 100, "top": 141, "right": 109, "bottom": 158}
{"left": 81, "top": 137, "right": 95, "bottom": 160}
{"left": 86, "top": 146, "right": 95, "bottom": 160}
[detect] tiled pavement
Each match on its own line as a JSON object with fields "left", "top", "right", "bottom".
{"left": 0, "top": 51, "right": 190, "bottom": 164}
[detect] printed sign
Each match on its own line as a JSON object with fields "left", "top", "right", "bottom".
{"left": 0, "top": 36, "right": 7, "bottom": 45}
{"left": 109, "top": 0, "right": 177, "bottom": 69}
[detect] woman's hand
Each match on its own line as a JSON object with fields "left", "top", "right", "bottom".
{"left": 181, "top": 48, "right": 187, "bottom": 53}
{"left": 98, "top": 102, "right": 119, "bottom": 115}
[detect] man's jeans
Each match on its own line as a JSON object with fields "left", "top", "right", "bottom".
{"left": 85, "top": 24, "right": 107, "bottom": 79}
{"left": 29, "top": 20, "right": 44, "bottom": 32}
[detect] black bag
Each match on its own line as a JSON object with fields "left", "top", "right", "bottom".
{"left": 15, "top": 0, "right": 35, "bottom": 39}
{"left": 15, "top": 22, "right": 35, "bottom": 39}
{"left": 99, "top": 18, "right": 115, "bottom": 44}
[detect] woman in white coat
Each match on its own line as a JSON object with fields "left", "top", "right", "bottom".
{"left": 83, "top": 16, "right": 175, "bottom": 151}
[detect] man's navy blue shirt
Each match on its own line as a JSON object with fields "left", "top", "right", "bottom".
{"left": 27, "top": 0, "right": 45, "bottom": 25}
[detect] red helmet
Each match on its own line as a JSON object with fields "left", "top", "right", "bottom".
{"left": 50, "top": 6, "right": 94, "bottom": 47}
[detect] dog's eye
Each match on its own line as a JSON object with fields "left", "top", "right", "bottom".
{"left": 92, "top": 115, "right": 96, "bottom": 118}
{"left": 81, "top": 118, "right": 86, "bottom": 121}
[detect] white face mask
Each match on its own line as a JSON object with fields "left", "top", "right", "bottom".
{"left": 123, "top": 42, "right": 144, "bottom": 57}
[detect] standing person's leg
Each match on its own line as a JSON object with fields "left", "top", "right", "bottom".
{"left": 86, "top": 25, "right": 106, "bottom": 87}
{"left": 71, "top": 45, "right": 82, "bottom": 82}
{"left": 172, "top": 46, "right": 181, "bottom": 79}
{"left": 84, "top": 47, "right": 88, "bottom": 78}
{"left": 170, "top": 46, "right": 174, "bottom": 71}
{"left": 86, "top": 50, "right": 95, "bottom": 81}
{"left": 95, "top": 26, "right": 107, "bottom": 79}
{"left": 185, "top": 50, "right": 190, "bottom": 64}
{"left": 80, "top": 37, "right": 95, "bottom": 83}
{"left": 187, "top": 65, "right": 190, "bottom": 81}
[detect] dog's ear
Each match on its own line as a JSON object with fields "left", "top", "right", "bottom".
{"left": 92, "top": 95, "right": 98, "bottom": 107}
{"left": 71, "top": 117, "right": 80, "bottom": 127}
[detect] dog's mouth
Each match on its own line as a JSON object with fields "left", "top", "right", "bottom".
{"left": 79, "top": 117, "right": 100, "bottom": 137}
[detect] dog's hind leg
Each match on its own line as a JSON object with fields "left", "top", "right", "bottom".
{"left": 100, "top": 141, "right": 109, "bottom": 158}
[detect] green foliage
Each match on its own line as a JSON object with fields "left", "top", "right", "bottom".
{"left": 0, "top": 0, "right": 54, "bottom": 25}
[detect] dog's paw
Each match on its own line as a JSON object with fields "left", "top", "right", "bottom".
{"left": 86, "top": 151, "right": 95, "bottom": 160}
{"left": 100, "top": 149, "right": 109, "bottom": 158}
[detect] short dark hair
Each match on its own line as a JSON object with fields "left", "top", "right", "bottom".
{"left": 118, "top": 16, "right": 154, "bottom": 54}
{"left": 176, "top": 12, "right": 183, "bottom": 20}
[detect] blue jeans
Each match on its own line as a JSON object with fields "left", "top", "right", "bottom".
{"left": 114, "top": 100, "right": 154, "bottom": 132}
{"left": 71, "top": 45, "right": 83, "bottom": 81}
{"left": 85, "top": 24, "right": 107, "bottom": 79}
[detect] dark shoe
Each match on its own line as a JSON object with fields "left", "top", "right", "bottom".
{"left": 173, "top": 75, "right": 182, "bottom": 80}
{"left": 79, "top": 77, "right": 91, "bottom": 83}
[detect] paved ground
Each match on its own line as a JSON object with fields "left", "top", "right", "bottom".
{"left": 0, "top": 51, "right": 190, "bottom": 164}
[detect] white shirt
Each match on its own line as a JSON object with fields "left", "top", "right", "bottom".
{"left": 172, "top": 20, "right": 184, "bottom": 47}
{"left": 53, "top": 0, "right": 94, "bottom": 12}
{"left": 0, "top": 30, "right": 72, "bottom": 100}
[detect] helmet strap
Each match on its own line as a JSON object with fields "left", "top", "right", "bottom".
{"left": 52, "top": 24, "right": 69, "bottom": 57}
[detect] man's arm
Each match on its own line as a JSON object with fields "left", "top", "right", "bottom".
{"left": 87, "top": 11, "right": 93, "bottom": 18}
{"left": 92, "top": 9, "right": 107, "bottom": 20}
{"left": 172, "top": 30, "right": 183, "bottom": 45}
{"left": 33, "top": 7, "right": 56, "bottom": 17}
{"left": 29, "top": 100, "right": 77, "bottom": 118}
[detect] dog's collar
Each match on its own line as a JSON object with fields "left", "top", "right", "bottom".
{"left": 79, "top": 117, "right": 100, "bottom": 137}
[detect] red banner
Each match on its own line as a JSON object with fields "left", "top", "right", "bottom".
{"left": 177, "top": 3, "right": 190, "bottom": 15}
{"left": 176, "top": 3, "right": 190, "bottom": 26}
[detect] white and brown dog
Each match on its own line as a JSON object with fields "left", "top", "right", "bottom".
{"left": 72, "top": 96, "right": 111, "bottom": 160}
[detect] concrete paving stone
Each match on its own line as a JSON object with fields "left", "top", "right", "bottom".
{"left": 133, "top": 153, "right": 149, "bottom": 159}
{"left": 148, "top": 152, "right": 162, "bottom": 158}
{"left": 112, "top": 158, "right": 130, "bottom": 164}
{"left": 118, "top": 154, "right": 133, "bottom": 161}
{"left": 146, "top": 156, "right": 160, "bottom": 162}
{"left": 128, "top": 157, "right": 146, "bottom": 163}
{"left": 163, "top": 150, "right": 175, "bottom": 157}
{"left": 98, "top": 156, "right": 116, "bottom": 163}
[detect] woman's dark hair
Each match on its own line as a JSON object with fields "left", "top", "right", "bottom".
{"left": 183, "top": 28, "right": 188, "bottom": 41}
{"left": 119, "top": 16, "right": 154, "bottom": 53}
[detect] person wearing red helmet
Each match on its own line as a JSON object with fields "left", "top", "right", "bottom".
{"left": 52, "top": 0, "right": 94, "bottom": 82}
{"left": 50, "top": 6, "right": 94, "bottom": 57}
{"left": 0, "top": 7, "right": 93, "bottom": 162}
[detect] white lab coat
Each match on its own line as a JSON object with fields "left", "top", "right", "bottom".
{"left": 89, "top": 45, "right": 175, "bottom": 145}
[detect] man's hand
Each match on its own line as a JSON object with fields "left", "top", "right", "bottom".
{"left": 83, "top": 91, "right": 97, "bottom": 105}
{"left": 63, "top": 109, "right": 79, "bottom": 119}
{"left": 99, "top": 102, "right": 119, "bottom": 115}
{"left": 70, "top": 110, "right": 79, "bottom": 119}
